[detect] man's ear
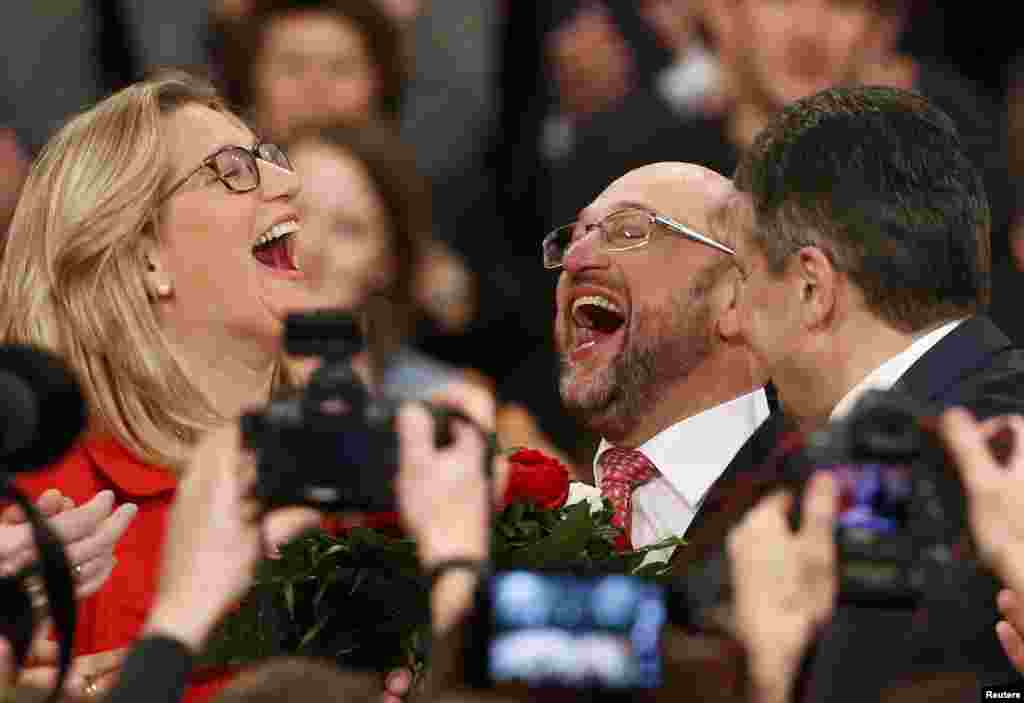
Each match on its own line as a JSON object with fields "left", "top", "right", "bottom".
{"left": 794, "top": 246, "right": 837, "bottom": 328}
{"left": 715, "top": 267, "right": 743, "bottom": 342}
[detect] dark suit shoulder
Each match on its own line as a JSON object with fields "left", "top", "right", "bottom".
{"left": 895, "top": 317, "right": 1024, "bottom": 417}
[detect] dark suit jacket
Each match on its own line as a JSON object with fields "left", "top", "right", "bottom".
{"left": 673, "top": 316, "right": 1024, "bottom": 700}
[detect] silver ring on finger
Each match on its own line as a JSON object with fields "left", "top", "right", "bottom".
{"left": 83, "top": 676, "right": 100, "bottom": 697}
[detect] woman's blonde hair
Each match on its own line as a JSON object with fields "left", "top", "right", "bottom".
{"left": 0, "top": 70, "right": 266, "bottom": 471}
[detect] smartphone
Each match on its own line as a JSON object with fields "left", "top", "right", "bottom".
{"left": 465, "top": 570, "right": 667, "bottom": 698}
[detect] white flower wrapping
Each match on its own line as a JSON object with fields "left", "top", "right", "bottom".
{"left": 566, "top": 481, "right": 605, "bottom": 514}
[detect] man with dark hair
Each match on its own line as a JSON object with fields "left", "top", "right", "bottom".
{"left": 716, "top": 83, "right": 1024, "bottom": 701}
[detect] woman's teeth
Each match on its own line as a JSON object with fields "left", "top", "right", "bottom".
{"left": 254, "top": 219, "right": 300, "bottom": 249}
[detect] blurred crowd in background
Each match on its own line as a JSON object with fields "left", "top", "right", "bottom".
{"left": 2, "top": 0, "right": 1023, "bottom": 469}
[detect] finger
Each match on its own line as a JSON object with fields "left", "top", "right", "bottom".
{"left": 0, "top": 501, "right": 24, "bottom": 525}
{"left": 397, "top": 402, "right": 435, "bottom": 471}
{"left": 3, "top": 490, "right": 67, "bottom": 526}
{"left": 491, "top": 454, "right": 510, "bottom": 505}
{"left": 71, "top": 648, "right": 128, "bottom": 679}
{"left": 0, "top": 523, "right": 32, "bottom": 566}
{"left": 385, "top": 667, "right": 412, "bottom": 695}
{"left": 728, "top": 491, "right": 791, "bottom": 556}
{"left": 801, "top": 471, "right": 838, "bottom": 536}
{"left": 429, "top": 381, "right": 496, "bottom": 433}
{"left": 64, "top": 503, "right": 138, "bottom": 567}
{"left": 25, "top": 634, "right": 58, "bottom": 667}
{"left": 62, "top": 496, "right": 76, "bottom": 513}
{"left": 90, "top": 668, "right": 122, "bottom": 697}
{"left": 940, "top": 408, "right": 1001, "bottom": 487}
{"left": 74, "top": 555, "right": 117, "bottom": 599}
{"left": 1, "top": 636, "right": 13, "bottom": 684}
{"left": 47, "top": 491, "right": 117, "bottom": 544}
{"left": 19, "top": 665, "right": 61, "bottom": 691}
{"left": 35, "top": 489, "right": 67, "bottom": 519}
{"left": 262, "top": 507, "right": 321, "bottom": 557}
{"left": 998, "top": 589, "right": 1024, "bottom": 627}
{"left": 997, "top": 620, "right": 1024, "bottom": 673}
{"left": 751, "top": 490, "right": 793, "bottom": 523}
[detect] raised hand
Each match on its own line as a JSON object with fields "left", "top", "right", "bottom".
{"left": 144, "top": 425, "right": 320, "bottom": 653}
{"left": 1, "top": 489, "right": 137, "bottom": 599}
{"left": 728, "top": 472, "right": 838, "bottom": 703}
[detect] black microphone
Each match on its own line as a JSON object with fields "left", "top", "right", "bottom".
{"left": 0, "top": 344, "right": 87, "bottom": 471}
{"left": 0, "top": 344, "right": 86, "bottom": 702}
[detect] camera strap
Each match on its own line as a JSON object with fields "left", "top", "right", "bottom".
{"left": 0, "top": 475, "right": 76, "bottom": 703}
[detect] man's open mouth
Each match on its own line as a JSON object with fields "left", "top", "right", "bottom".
{"left": 252, "top": 219, "right": 300, "bottom": 271}
{"left": 570, "top": 294, "right": 626, "bottom": 361}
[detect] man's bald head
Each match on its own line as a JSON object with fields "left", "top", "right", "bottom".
{"left": 586, "top": 162, "right": 735, "bottom": 232}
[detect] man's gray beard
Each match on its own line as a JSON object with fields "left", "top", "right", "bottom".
{"left": 558, "top": 295, "right": 711, "bottom": 441}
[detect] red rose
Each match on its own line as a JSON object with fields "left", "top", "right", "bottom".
{"left": 502, "top": 449, "right": 571, "bottom": 511}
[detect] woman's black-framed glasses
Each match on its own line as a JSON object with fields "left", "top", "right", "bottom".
{"left": 541, "top": 207, "right": 736, "bottom": 269}
{"left": 160, "top": 142, "right": 293, "bottom": 202}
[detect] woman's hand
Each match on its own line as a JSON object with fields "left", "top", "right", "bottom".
{"left": 1, "top": 489, "right": 137, "bottom": 599}
{"left": 9, "top": 624, "right": 126, "bottom": 699}
{"left": 728, "top": 471, "right": 838, "bottom": 703}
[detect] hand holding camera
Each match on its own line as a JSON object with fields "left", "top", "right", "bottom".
{"left": 145, "top": 425, "right": 322, "bottom": 654}
{"left": 396, "top": 382, "right": 495, "bottom": 570}
{"left": 940, "top": 408, "right": 1024, "bottom": 675}
{"left": 939, "top": 409, "right": 1024, "bottom": 591}
{"left": 728, "top": 472, "right": 838, "bottom": 703}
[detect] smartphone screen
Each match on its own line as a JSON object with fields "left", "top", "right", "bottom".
{"left": 479, "top": 571, "right": 666, "bottom": 691}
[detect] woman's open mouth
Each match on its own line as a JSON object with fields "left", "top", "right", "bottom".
{"left": 252, "top": 219, "right": 301, "bottom": 273}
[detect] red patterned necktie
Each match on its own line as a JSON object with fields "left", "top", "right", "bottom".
{"left": 598, "top": 447, "right": 660, "bottom": 551}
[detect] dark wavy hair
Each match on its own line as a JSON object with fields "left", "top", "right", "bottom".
{"left": 734, "top": 85, "right": 991, "bottom": 332}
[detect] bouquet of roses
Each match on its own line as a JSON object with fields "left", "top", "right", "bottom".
{"left": 198, "top": 449, "right": 684, "bottom": 672}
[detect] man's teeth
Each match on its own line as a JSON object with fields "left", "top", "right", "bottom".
{"left": 572, "top": 295, "right": 621, "bottom": 317}
{"left": 254, "top": 219, "right": 299, "bottom": 248}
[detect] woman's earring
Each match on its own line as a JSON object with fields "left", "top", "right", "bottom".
{"left": 156, "top": 282, "right": 172, "bottom": 298}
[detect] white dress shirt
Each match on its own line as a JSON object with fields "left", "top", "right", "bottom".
{"left": 593, "top": 388, "right": 770, "bottom": 550}
{"left": 829, "top": 319, "right": 964, "bottom": 420}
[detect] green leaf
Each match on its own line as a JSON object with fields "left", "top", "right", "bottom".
{"left": 284, "top": 582, "right": 296, "bottom": 618}
{"left": 298, "top": 616, "right": 330, "bottom": 650}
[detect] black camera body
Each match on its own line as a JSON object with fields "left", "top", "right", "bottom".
{"left": 242, "top": 311, "right": 454, "bottom": 514}
{"left": 784, "top": 390, "right": 971, "bottom": 608}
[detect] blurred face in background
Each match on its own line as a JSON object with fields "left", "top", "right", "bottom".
{"left": 252, "top": 10, "right": 380, "bottom": 140}
{"left": 290, "top": 138, "right": 395, "bottom": 312}
{"left": 373, "top": 0, "right": 422, "bottom": 25}
{"left": 730, "top": 0, "right": 885, "bottom": 110}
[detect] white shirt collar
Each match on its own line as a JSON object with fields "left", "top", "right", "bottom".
{"left": 594, "top": 387, "right": 770, "bottom": 509}
{"left": 829, "top": 318, "right": 965, "bottom": 420}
